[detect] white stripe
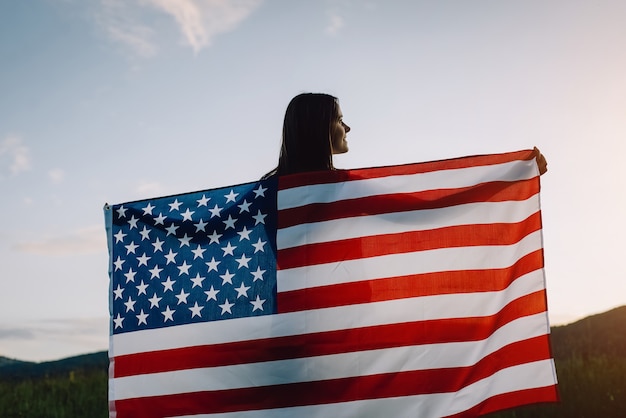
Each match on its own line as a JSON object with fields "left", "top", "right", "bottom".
{"left": 278, "top": 229, "right": 542, "bottom": 292}
{"left": 111, "top": 269, "right": 544, "bottom": 356}
{"left": 278, "top": 196, "right": 539, "bottom": 250}
{"left": 278, "top": 159, "right": 538, "bottom": 210}
{"left": 154, "top": 361, "right": 556, "bottom": 418}
{"left": 111, "top": 312, "right": 550, "bottom": 399}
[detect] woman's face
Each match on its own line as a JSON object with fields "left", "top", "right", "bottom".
{"left": 330, "top": 103, "right": 350, "bottom": 154}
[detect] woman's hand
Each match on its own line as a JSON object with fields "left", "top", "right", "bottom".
{"left": 533, "top": 147, "right": 548, "bottom": 175}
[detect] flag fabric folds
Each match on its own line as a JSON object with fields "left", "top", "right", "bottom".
{"left": 105, "top": 149, "right": 558, "bottom": 418}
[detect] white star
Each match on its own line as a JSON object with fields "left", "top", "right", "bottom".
{"left": 116, "top": 205, "right": 127, "bottom": 218}
{"left": 175, "top": 289, "right": 190, "bottom": 304}
{"left": 149, "top": 265, "right": 163, "bottom": 279}
{"left": 124, "top": 241, "right": 139, "bottom": 255}
{"left": 224, "top": 189, "right": 239, "bottom": 203}
{"left": 161, "top": 276, "right": 175, "bottom": 292}
{"left": 237, "top": 200, "right": 252, "bottom": 213}
{"left": 113, "top": 313, "right": 124, "bottom": 329}
{"left": 137, "top": 253, "right": 151, "bottom": 267}
{"left": 136, "top": 309, "right": 149, "bottom": 325}
{"left": 113, "top": 230, "right": 127, "bottom": 243}
{"left": 206, "top": 257, "right": 220, "bottom": 272}
{"left": 178, "top": 234, "right": 192, "bottom": 247}
{"left": 219, "top": 299, "right": 234, "bottom": 314}
{"left": 148, "top": 293, "right": 162, "bottom": 308}
{"left": 252, "top": 238, "right": 266, "bottom": 253}
{"left": 190, "top": 273, "right": 206, "bottom": 288}
{"left": 168, "top": 199, "right": 183, "bottom": 212}
{"left": 209, "top": 204, "right": 222, "bottom": 218}
{"left": 235, "top": 282, "right": 251, "bottom": 298}
{"left": 152, "top": 237, "right": 164, "bottom": 252}
{"left": 181, "top": 208, "right": 195, "bottom": 221}
{"left": 220, "top": 270, "right": 235, "bottom": 285}
{"left": 165, "top": 223, "right": 179, "bottom": 236}
{"left": 250, "top": 295, "right": 266, "bottom": 312}
{"left": 128, "top": 215, "right": 139, "bottom": 230}
{"left": 136, "top": 280, "right": 149, "bottom": 295}
{"left": 223, "top": 215, "right": 237, "bottom": 230}
{"left": 208, "top": 230, "right": 222, "bottom": 244}
{"left": 139, "top": 226, "right": 151, "bottom": 241}
{"left": 177, "top": 261, "right": 192, "bottom": 276}
{"left": 251, "top": 266, "right": 265, "bottom": 282}
{"left": 113, "top": 256, "right": 125, "bottom": 271}
{"left": 205, "top": 285, "right": 219, "bottom": 301}
{"left": 162, "top": 305, "right": 175, "bottom": 322}
{"left": 113, "top": 284, "right": 124, "bottom": 300}
{"left": 124, "top": 296, "right": 136, "bottom": 312}
{"left": 236, "top": 254, "right": 251, "bottom": 269}
{"left": 124, "top": 268, "right": 137, "bottom": 283}
{"left": 237, "top": 226, "right": 252, "bottom": 241}
{"left": 154, "top": 212, "right": 167, "bottom": 225}
{"left": 164, "top": 249, "right": 178, "bottom": 264}
{"left": 253, "top": 184, "right": 267, "bottom": 198}
{"left": 194, "top": 218, "right": 208, "bottom": 232}
{"left": 191, "top": 244, "right": 206, "bottom": 259}
{"left": 142, "top": 203, "right": 155, "bottom": 216}
{"left": 252, "top": 210, "right": 267, "bottom": 225}
{"left": 221, "top": 242, "right": 236, "bottom": 256}
{"left": 189, "top": 302, "right": 204, "bottom": 318}
{"left": 197, "top": 194, "right": 210, "bottom": 207}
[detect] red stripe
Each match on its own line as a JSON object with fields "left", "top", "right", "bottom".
{"left": 443, "top": 385, "right": 559, "bottom": 418}
{"left": 279, "top": 149, "right": 536, "bottom": 190}
{"left": 278, "top": 211, "right": 541, "bottom": 270}
{"left": 278, "top": 178, "right": 539, "bottom": 229}
{"left": 278, "top": 249, "right": 544, "bottom": 312}
{"left": 112, "top": 335, "right": 552, "bottom": 417}
{"left": 113, "top": 290, "right": 546, "bottom": 377}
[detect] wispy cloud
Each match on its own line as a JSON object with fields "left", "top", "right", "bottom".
{"left": 325, "top": 11, "right": 344, "bottom": 35}
{"left": 15, "top": 225, "right": 107, "bottom": 256}
{"left": 48, "top": 168, "right": 65, "bottom": 184}
{"left": 0, "top": 135, "right": 31, "bottom": 177}
{"left": 0, "top": 317, "right": 108, "bottom": 362}
{"left": 97, "top": 0, "right": 263, "bottom": 57}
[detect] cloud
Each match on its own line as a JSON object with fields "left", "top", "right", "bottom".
{"left": 325, "top": 11, "right": 344, "bottom": 35}
{"left": 97, "top": 0, "right": 159, "bottom": 58}
{"left": 0, "top": 317, "right": 109, "bottom": 362}
{"left": 48, "top": 168, "right": 65, "bottom": 184}
{"left": 0, "top": 135, "right": 31, "bottom": 176}
{"left": 97, "top": 0, "right": 263, "bottom": 56}
{"left": 15, "top": 225, "right": 107, "bottom": 256}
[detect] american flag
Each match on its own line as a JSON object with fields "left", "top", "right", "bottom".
{"left": 105, "top": 149, "right": 558, "bottom": 418}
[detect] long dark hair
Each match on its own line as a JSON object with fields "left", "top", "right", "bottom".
{"left": 275, "top": 93, "right": 338, "bottom": 176}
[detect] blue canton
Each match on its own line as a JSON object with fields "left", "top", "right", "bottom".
{"left": 109, "top": 178, "right": 278, "bottom": 334}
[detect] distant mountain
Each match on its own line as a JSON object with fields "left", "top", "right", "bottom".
{"left": 0, "top": 351, "right": 108, "bottom": 380}
{"left": 550, "top": 305, "right": 626, "bottom": 360}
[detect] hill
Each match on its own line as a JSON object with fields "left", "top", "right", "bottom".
{"left": 0, "top": 351, "right": 108, "bottom": 381}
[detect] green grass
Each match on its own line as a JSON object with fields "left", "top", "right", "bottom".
{"left": 0, "top": 369, "right": 108, "bottom": 418}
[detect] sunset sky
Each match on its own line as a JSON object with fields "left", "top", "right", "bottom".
{"left": 1, "top": 0, "right": 625, "bottom": 361}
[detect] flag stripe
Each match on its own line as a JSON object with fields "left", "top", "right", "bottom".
{"left": 278, "top": 248, "right": 543, "bottom": 312}
{"left": 278, "top": 211, "right": 541, "bottom": 270}
{"left": 278, "top": 178, "right": 538, "bottom": 229}
{"left": 277, "top": 149, "right": 537, "bottom": 191}
{"left": 278, "top": 196, "right": 539, "bottom": 250}
{"left": 278, "top": 157, "right": 537, "bottom": 209}
{"left": 112, "top": 288, "right": 546, "bottom": 378}
{"left": 112, "top": 338, "right": 552, "bottom": 417}
{"left": 278, "top": 229, "right": 542, "bottom": 292}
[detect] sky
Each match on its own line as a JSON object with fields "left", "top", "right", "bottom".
{"left": 1, "top": 0, "right": 625, "bottom": 362}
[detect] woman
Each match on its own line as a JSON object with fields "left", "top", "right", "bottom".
{"left": 269, "top": 92, "right": 546, "bottom": 176}
{"left": 268, "top": 93, "right": 350, "bottom": 177}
